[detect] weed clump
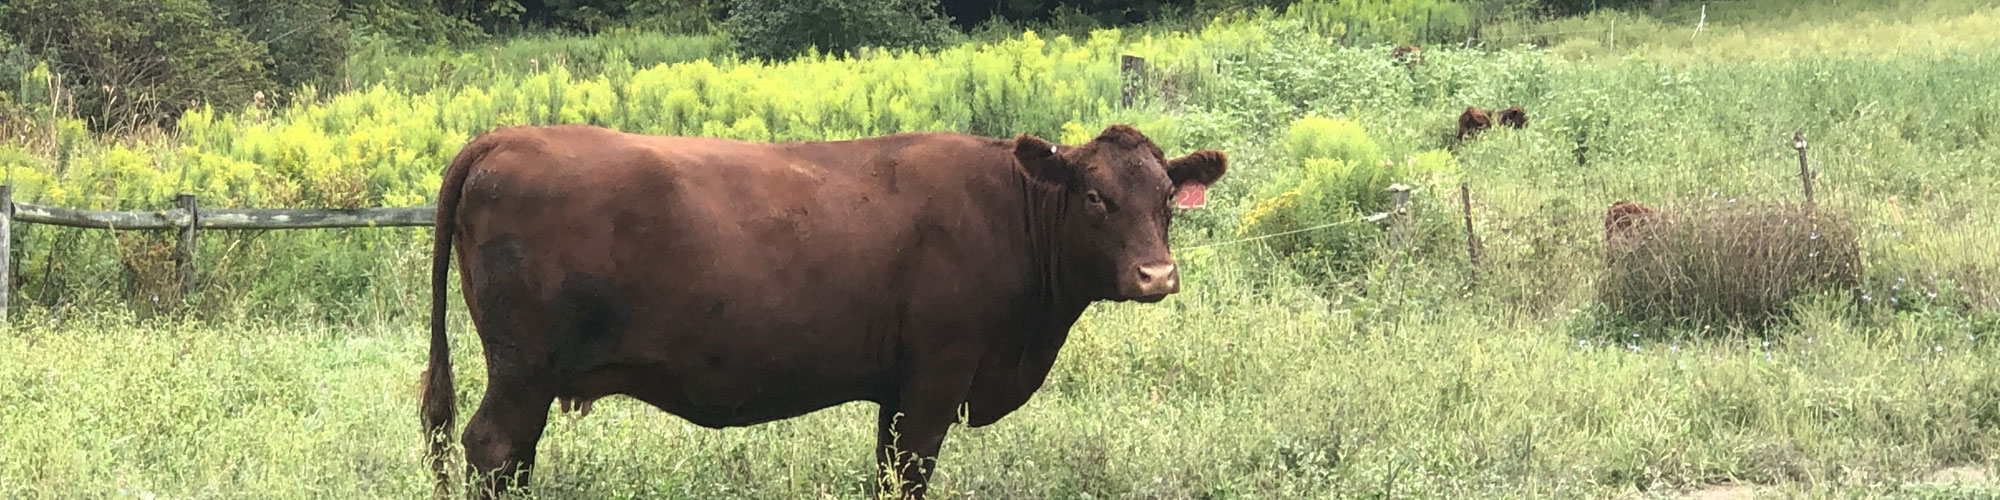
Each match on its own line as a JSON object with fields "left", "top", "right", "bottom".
{"left": 1600, "top": 201, "right": 1861, "bottom": 330}
{"left": 1238, "top": 116, "right": 1460, "bottom": 278}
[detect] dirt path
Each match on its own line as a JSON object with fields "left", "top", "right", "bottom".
{"left": 1624, "top": 465, "right": 1994, "bottom": 500}
{"left": 1676, "top": 484, "right": 1758, "bottom": 500}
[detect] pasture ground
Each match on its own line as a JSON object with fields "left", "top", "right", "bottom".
{"left": 4, "top": 260, "right": 1998, "bottom": 499}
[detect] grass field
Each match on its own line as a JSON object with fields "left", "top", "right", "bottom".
{"left": 4, "top": 267, "right": 1997, "bottom": 499}
{"left": 5, "top": 1, "right": 2000, "bottom": 499}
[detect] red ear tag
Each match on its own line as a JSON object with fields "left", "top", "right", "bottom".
{"left": 1175, "top": 183, "right": 1208, "bottom": 209}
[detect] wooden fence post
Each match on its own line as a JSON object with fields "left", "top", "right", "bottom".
{"left": 1693, "top": 3, "right": 1707, "bottom": 37}
{"left": 1460, "top": 182, "right": 1480, "bottom": 278}
{"left": 1, "top": 184, "right": 11, "bottom": 321}
{"left": 1794, "top": 132, "right": 1815, "bottom": 214}
{"left": 175, "top": 193, "right": 198, "bottom": 299}
{"left": 1120, "top": 55, "right": 1148, "bottom": 109}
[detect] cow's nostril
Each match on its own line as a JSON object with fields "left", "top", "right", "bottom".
{"left": 1136, "top": 263, "right": 1176, "bottom": 284}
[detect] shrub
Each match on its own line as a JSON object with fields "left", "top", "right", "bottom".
{"left": 1600, "top": 202, "right": 1863, "bottom": 331}
{"left": 212, "top": 0, "right": 352, "bottom": 98}
{"left": 2, "top": 0, "right": 274, "bottom": 129}
{"left": 0, "top": 32, "right": 37, "bottom": 106}
{"left": 1285, "top": 115, "right": 1386, "bottom": 168}
{"left": 540, "top": 0, "right": 726, "bottom": 33}
{"left": 723, "top": 0, "right": 960, "bottom": 61}
{"left": 342, "top": 0, "right": 486, "bottom": 46}
{"left": 1239, "top": 116, "right": 1453, "bottom": 275}
{"left": 343, "top": 31, "right": 729, "bottom": 95}
{"left": 1534, "top": 0, "right": 1656, "bottom": 16}
{"left": 1287, "top": 0, "right": 1483, "bottom": 45}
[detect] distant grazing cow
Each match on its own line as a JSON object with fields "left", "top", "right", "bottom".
{"left": 420, "top": 124, "right": 1229, "bottom": 499}
{"left": 1604, "top": 200, "right": 1659, "bottom": 261}
{"left": 1457, "top": 106, "right": 1493, "bottom": 141}
{"left": 1389, "top": 44, "right": 1424, "bottom": 66}
{"left": 1497, "top": 106, "right": 1528, "bottom": 129}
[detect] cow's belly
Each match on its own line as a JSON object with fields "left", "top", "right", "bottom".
{"left": 560, "top": 358, "right": 882, "bottom": 429}
{"left": 547, "top": 260, "right": 906, "bottom": 428}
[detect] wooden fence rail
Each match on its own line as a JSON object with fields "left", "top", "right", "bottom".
{"left": 10, "top": 203, "right": 433, "bottom": 230}
{"left": 0, "top": 184, "right": 435, "bottom": 318}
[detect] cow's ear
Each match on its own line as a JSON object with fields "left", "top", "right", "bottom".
{"left": 1167, "top": 150, "right": 1227, "bottom": 209}
{"left": 1013, "top": 134, "right": 1074, "bottom": 186}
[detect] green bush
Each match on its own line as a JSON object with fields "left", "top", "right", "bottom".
{"left": 0, "top": 32, "right": 37, "bottom": 108}
{"left": 1285, "top": 115, "right": 1386, "bottom": 169}
{"left": 538, "top": 0, "right": 725, "bottom": 33}
{"left": 214, "top": 0, "right": 352, "bottom": 100}
{"left": 341, "top": 0, "right": 486, "bottom": 46}
{"left": 1288, "top": 0, "right": 1483, "bottom": 45}
{"left": 1534, "top": 0, "right": 1655, "bottom": 16}
{"left": 723, "top": 0, "right": 960, "bottom": 60}
{"left": 1238, "top": 116, "right": 1454, "bottom": 275}
{"left": 342, "top": 30, "right": 729, "bottom": 95}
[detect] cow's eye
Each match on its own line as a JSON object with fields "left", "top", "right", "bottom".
{"left": 1084, "top": 191, "right": 1103, "bottom": 205}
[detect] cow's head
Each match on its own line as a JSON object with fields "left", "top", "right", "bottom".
{"left": 1012, "top": 125, "right": 1227, "bottom": 303}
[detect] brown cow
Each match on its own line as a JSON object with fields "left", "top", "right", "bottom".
{"left": 1604, "top": 200, "right": 1659, "bottom": 262}
{"left": 1389, "top": 44, "right": 1424, "bottom": 66}
{"left": 1457, "top": 106, "right": 1492, "bottom": 141}
{"left": 1605, "top": 200, "right": 1657, "bottom": 236}
{"left": 1497, "top": 105, "right": 1528, "bottom": 129}
{"left": 420, "top": 124, "right": 1228, "bottom": 499}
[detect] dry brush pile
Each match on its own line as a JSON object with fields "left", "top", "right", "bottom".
{"left": 1599, "top": 200, "right": 1862, "bottom": 331}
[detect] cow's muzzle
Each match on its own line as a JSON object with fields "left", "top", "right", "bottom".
{"left": 1130, "top": 261, "right": 1180, "bottom": 301}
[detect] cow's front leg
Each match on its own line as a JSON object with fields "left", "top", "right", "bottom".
{"left": 874, "top": 381, "right": 970, "bottom": 500}
{"left": 875, "top": 405, "right": 955, "bottom": 500}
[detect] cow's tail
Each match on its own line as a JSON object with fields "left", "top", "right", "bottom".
{"left": 423, "top": 133, "right": 498, "bottom": 493}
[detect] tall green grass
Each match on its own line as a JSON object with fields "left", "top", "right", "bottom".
{"left": 1, "top": 255, "right": 1995, "bottom": 499}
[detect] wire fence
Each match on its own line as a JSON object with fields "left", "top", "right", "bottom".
{"left": 1182, "top": 213, "right": 1388, "bottom": 251}
{"left": 0, "top": 127, "right": 1834, "bottom": 321}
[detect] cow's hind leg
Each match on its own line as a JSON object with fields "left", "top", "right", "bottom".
{"left": 462, "top": 372, "right": 556, "bottom": 499}
{"left": 457, "top": 236, "right": 566, "bottom": 498}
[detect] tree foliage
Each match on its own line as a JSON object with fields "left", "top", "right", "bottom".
{"left": 339, "top": 0, "right": 725, "bottom": 40}
{"left": 2, "top": 0, "right": 274, "bottom": 130}
{"left": 339, "top": 0, "right": 487, "bottom": 45}
{"left": 1532, "top": 0, "right": 1656, "bottom": 16}
{"left": 939, "top": 0, "right": 1291, "bottom": 28}
{"left": 537, "top": 0, "right": 726, "bottom": 32}
{"left": 214, "top": 0, "right": 352, "bottom": 97}
{"left": 724, "top": 0, "right": 959, "bottom": 61}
